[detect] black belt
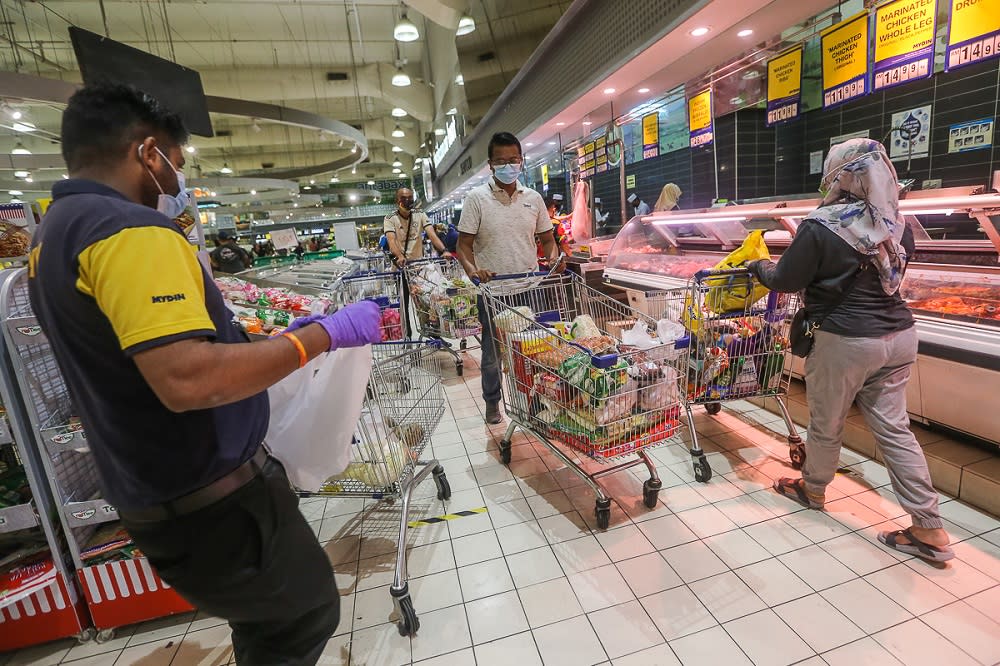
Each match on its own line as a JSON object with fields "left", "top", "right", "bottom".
{"left": 119, "top": 447, "right": 269, "bottom": 523}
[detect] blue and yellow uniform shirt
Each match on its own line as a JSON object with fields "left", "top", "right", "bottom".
{"left": 28, "top": 179, "right": 267, "bottom": 510}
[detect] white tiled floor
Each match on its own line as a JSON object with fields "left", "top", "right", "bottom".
{"left": 4, "top": 350, "right": 1000, "bottom": 665}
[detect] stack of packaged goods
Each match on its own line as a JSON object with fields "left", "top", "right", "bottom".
{"left": 407, "top": 261, "right": 482, "bottom": 339}
{"left": 214, "top": 276, "right": 332, "bottom": 337}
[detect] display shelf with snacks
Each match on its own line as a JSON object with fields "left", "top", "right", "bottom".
{"left": 0, "top": 268, "right": 192, "bottom": 639}
{"left": 604, "top": 187, "right": 1000, "bottom": 448}
{"left": 0, "top": 271, "right": 91, "bottom": 650}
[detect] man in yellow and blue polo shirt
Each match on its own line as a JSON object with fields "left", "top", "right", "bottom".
{"left": 29, "top": 83, "right": 380, "bottom": 665}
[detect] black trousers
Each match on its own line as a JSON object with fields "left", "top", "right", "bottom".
{"left": 121, "top": 458, "right": 339, "bottom": 665}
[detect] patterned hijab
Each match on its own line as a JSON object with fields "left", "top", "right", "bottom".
{"left": 812, "top": 138, "right": 907, "bottom": 295}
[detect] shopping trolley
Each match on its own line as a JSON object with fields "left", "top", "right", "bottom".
{"left": 300, "top": 340, "right": 449, "bottom": 636}
{"left": 480, "top": 271, "right": 688, "bottom": 530}
{"left": 403, "top": 257, "right": 482, "bottom": 376}
{"left": 646, "top": 267, "right": 802, "bottom": 482}
{"left": 339, "top": 269, "right": 405, "bottom": 341}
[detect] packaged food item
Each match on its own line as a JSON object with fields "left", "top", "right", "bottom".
{"left": 552, "top": 321, "right": 574, "bottom": 338}
{"left": 532, "top": 372, "right": 568, "bottom": 402}
{"left": 569, "top": 314, "right": 601, "bottom": 339}
{"left": 606, "top": 319, "right": 637, "bottom": 341}
{"left": 558, "top": 353, "right": 629, "bottom": 401}
{"left": 700, "top": 347, "right": 729, "bottom": 384}
{"left": 512, "top": 329, "right": 558, "bottom": 357}
{"left": 573, "top": 335, "right": 617, "bottom": 354}
{"left": 638, "top": 366, "right": 680, "bottom": 411}
{"left": 534, "top": 345, "right": 577, "bottom": 369}
{"left": 494, "top": 306, "right": 534, "bottom": 333}
{"left": 380, "top": 307, "right": 403, "bottom": 341}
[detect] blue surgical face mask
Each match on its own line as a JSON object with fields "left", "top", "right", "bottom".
{"left": 140, "top": 145, "right": 190, "bottom": 218}
{"left": 493, "top": 163, "right": 521, "bottom": 185}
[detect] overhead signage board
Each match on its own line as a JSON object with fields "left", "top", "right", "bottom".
{"left": 269, "top": 227, "right": 299, "bottom": 251}
{"left": 595, "top": 135, "right": 608, "bottom": 173}
{"left": 432, "top": 115, "right": 460, "bottom": 168}
{"left": 641, "top": 113, "right": 660, "bottom": 159}
{"left": 946, "top": 0, "right": 1000, "bottom": 70}
{"left": 873, "top": 0, "right": 936, "bottom": 91}
{"left": 821, "top": 11, "right": 870, "bottom": 108}
{"left": 766, "top": 46, "right": 803, "bottom": 126}
{"left": 688, "top": 89, "right": 714, "bottom": 148}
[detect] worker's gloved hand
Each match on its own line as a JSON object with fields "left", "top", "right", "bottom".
{"left": 286, "top": 301, "right": 382, "bottom": 350}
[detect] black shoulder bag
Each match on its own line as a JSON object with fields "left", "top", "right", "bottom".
{"left": 789, "top": 263, "right": 867, "bottom": 358}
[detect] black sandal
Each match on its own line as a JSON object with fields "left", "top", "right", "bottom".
{"left": 878, "top": 528, "right": 955, "bottom": 563}
{"left": 773, "top": 477, "right": 825, "bottom": 509}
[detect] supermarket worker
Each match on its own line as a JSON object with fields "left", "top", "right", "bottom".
{"left": 28, "top": 83, "right": 381, "bottom": 665}
{"left": 456, "top": 131, "right": 562, "bottom": 424}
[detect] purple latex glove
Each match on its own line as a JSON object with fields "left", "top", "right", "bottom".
{"left": 286, "top": 301, "right": 381, "bottom": 350}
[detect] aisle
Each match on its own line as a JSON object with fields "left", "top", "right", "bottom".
{"left": 4, "top": 349, "right": 999, "bottom": 666}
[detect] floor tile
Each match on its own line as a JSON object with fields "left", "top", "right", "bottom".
{"left": 951, "top": 536, "right": 1000, "bottom": 581}
{"left": 452, "top": 530, "right": 503, "bottom": 567}
{"left": 317, "top": 633, "right": 352, "bottom": 665}
{"left": 167, "top": 624, "right": 233, "bottom": 666}
{"left": 518, "top": 576, "right": 585, "bottom": 628}
{"left": 349, "top": 622, "right": 412, "bottom": 666}
{"left": 3, "top": 640, "right": 73, "bottom": 666}
{"left": 640, "top": 585, "right": 718, "bottom": 641}
{"left": 410, "top": 604, "right": 473, "bottom": 662}
{"left": 920, "top": 600, "right": 1000, "bottom": 666}
{"left": 457, "top": 557, "right": 514, "bottom": 601}
{"left": 865, "top": 563, "right": 958, "bottom": 615}
{"left": 937, "top": 500, "right": 1000, "bottom": 536}
{"left": 872, "top": 618, "right": 979, "bottom": 666}
{"left": 821, "top": 637, "right": 905, "bottom": 666}
{"left": 473, "top": 631, "right": 543, "bottom": 666}
{"left": 465, "top": 589, "right": 529, "bottom": 644}
{"left": 568, "top": 564, "right": 636, "bottom": 612}
{"left": 824, "top": 496, "right": 894, "bottom": 531}
{"left": 496, "top": 520, "right": 549, "bottom": 554}
{"left": 820, "top": 532, "right": 901, "bottom": 576}
{"left": 675, "top": 503, "right": 739, "bottom": 539}
{"left": 904, "top": 552, "right": 998, "bottom": 598}
{"left": 413, "top": 647, "right": 476, "bottom": 665}
{"left": 506, "top": 545, "right": 565, "bottom": 588}
{"left": 610, "top": 643, "right": 682, "bottom": 666}
{"left": 353, "top": 584, "right": 399, "bottom": 630}
{"left": 125, "top": 612, "right": 194, "bottom": 647}
{"left": 636, "top": 514, "right": 699, "bottom": 551}
{"left": 550, "top": 535, "right": 612, "bottom": 575}
{"left": 525, "top": 487, "right": 575, "bottom": 517}
{"left": 965, "top": 583, "right": 1000, "bottom": 618}
{"left": 780, "top": 509, "right": 853, "bottom": 543}
{"left": 713, "top": 494, "right": 780, "bottom": 527}
{"left": 722, "top": 609, "right": 815, "bottom": 666}
{"left": 532, "top": 615, "right": 608, "bottom": 666}
{"left": 668, "top": 625, "right": 753, "bottom": 666}
{"left": 735, "top": 558, "right": 814, "bottom": 606}
{"left": 778, "top": 544, "right": 857, "bottom": 591}
{"left": 62, "top": 633, "right": 134, "bottom": 663}
{"left": 703, "top": 529, "right": 772, "bottom": 569}
{"left": 774, "top": 593, "right": 865, "bottom": 653}
{"left": 537, "top": 510, "right": 591, "bottom": 544}
{"left": 742, "top": 517, "right": 812, "bottom": 556}
{"left": 595, "top": 524, "right": 656, "bottom": 562}
{"left": 688, "top": 570, "right": 766, "bottom": 623}
{"left": 616, "top": 552, "right": 683, "bottom": 598}
{"left": 588, "top": 600, "right": 664, "bottom": 659}
{"left": 660, "top": 540, "right": 729, "bottom": 583}
{"left": 408, "top": 569, "right": 465, "bottom": 614}
{"left": 485, "top": 497, "right": 535, "bottom": 529}
{"left": 819, "top": 578, "right": 913, "bottom": 634}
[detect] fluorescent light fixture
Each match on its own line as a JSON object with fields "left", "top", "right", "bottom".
{"left": 392, "top": 69, "right": 411, "bottom": 87}
{"left": 525, "top": 142, "right": 534, "bottom": 147}
{"left": 690, "top": 26, "right": 710, "bottom": 36}
{"left": 11, "top": 121, "right": 34, "bottom": 133}
{"left": 392, "top": 145, "right": 403, "bottom": 152}
{"left": 309, "top": 179, "right": 316, "bottom": 184}
{"left": 583, "top": 120, "right": 593, "bottom": 126}
{"left": 11, "top": 142, "right": 30, "bottom": 155}
{"left": 331, "top": 176, "right": 339, "bottom": 182}
{"left": 13, "top": 171, "right": 28, "bottom": 178}
{"left": 446, "top": 107, "right": 458, "bottom": 115}
{"left": 603, "top": 87, "right": 616, "bottom": 94}
{"left": 391, "top": 107, "right": 407, "bottom": 117}
{"left": 392, "top": 160, "right": 402, "bottom": 167}
{"left": 10, "top": 110, "right": 21, "bottom": 120}
{"left": 392, "top": 168, "right": 402, "bottom": 174}
{"left": 367, "top": 180, "right": 375, "bottom": 185}
{"left": 737, "top": 28, "right": 754, "bottom": 37}
{"left": 905, "top": 209, "right": 955, "bottom": 216}
{"left": 651, "top": 215, "right": 747, "bottom": 226}
{"left": 220, "top": 164, "right": 233, "bottom": 174}
{"left": 24, "top": 177, "right": 33, "bottom": 183}
{"left": 455, "top": 74, "right": 464, "bottom": 86}
{"left": 456, "top": 13, "right": 476, "bottom": 36}
{"left": 547, "top": 141, "right": 556, "bottom": 146}
{"left": 250, "top": 189, "right": 257, "bottom": 195}
{"left": 556, "top": 122, "right": 565, "bottom": 126}
{"left": 8, "top": 190, "right": 22, "bottom": 196}
{"left": 185, "top": 145, "right": 196, "bottom": 154}
{"left": 394, "top": 13, "right": 419, "bottom": 42}
{"left": 638, "top": 87, "right": 650, "bottom": 93}
{"left": 392, "top": 125, "right": 405, "bottom": 138}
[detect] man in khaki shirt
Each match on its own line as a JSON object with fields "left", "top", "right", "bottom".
{"left": 385, "top": 187, "right": 447, "bottom": 267}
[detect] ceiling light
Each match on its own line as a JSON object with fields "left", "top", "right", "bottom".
{"left": 446, "top": 107, "right": 458, "bottom": 115}
{"left": 304, "top": 185, "right": 312, "bottom": 190}
{"left": 186, "top": 145, "right": 196, "bottom": 154}
{"left": 348, "top": 193, "right": 358, "bottom": 202}
{"left": 456, "top": 13, "right": 476, "bottom": 36}
{"left": 455, "top": 74, "right": 465, "bottom": 86}
{"left": 250, "top": 189, "right": 257, "bottom": 195}
{"left": 24, "top": 177, "right": 32, "bottom": 183}
{"left": 10, "top": 199, "right": 21, "bottom": 204}
{"left": 737, "top": 28, "right": 754, "bottom": 37}
{"left": 352, "top": 166, "right": 357, "bottom": 174}
{"left": 11, "top": 121, "right": 34, "bottom": 133}
{"left": 13, "top": 171, "right": 28, "bottom": 178}
{"left": 8, "top": 190, "right": 22, "bottom": 196}
{"left": 392, "top": 145, "right": 403, "bottom": 152}
{"left": 603, "top": 87, "right": 616, "bottom": 94}
{"left": 11, "top": 142, "right": 30, "bottom": 155}
{"left": 331, "top": 176, "right": 339, "bottom": 182}
{"left": 293, "top": 203, "right": 299, "bottom": 207}
{"left": 392, "top": 69, "right": 411, "bottom": 87}
{"left": 10, "top": 110, "right": 21, "bottom": 120}
{"left": 391, "top": 107, "right": 407, "bottom": 117}
{"left": 583, "top": 120, "right": 593, "bottom": 126}
{"left": 351, "top": 145, "right": 358, "bottom": 154}
{"left": 394, "top": 12, "right": 419, "bottom": 42}
{"left": 434, "top": 128, "right": 446, "bottom": 136}
{"left": 220, "top": 163, "right": 233, "bottom": 174}
{"left": 525, "top": 142, "right": 534, "bottom": 147}
{"left": 310, "top": 179, "right": 316, "bottom": 185}
{"left": 638, "top": 87, "right": 650, "bottom": 93}
{"left": 392, "top": 160, "right": 402, "bottom": 167}
{"left": 367, "top": 180, "right": 375, "bottom": 186}
{"left": 690, "top": 26, "right": 710, "bottom": 36}
{"left": 547, "top": 141, "right": 556, "bottom": 146}
{"left": 392, "top": 168, "right": 402, "bottom": 174}
{"left": 210, "top": 191, "right": 217, "bottom": 196}
{"left": 556, "top": 122, "right": 565, "bottom": 126}
{"left": 392, "top": 125, "right": 405, "bottom": 138}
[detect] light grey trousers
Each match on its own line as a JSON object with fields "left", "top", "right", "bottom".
{"left": 803, "top": 326, "right": 943, "bottom": 529}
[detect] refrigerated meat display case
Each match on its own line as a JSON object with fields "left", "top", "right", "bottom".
{"left": 604, "top": 186, "right": 1000, "bottom": 447}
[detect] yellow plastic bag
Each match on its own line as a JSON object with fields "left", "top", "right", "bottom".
{"left": 704, "top": 230, "right": 771, "bottom": 313}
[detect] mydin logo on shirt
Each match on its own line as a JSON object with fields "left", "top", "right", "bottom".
{"left": 151, "top": 293, "right": 186, "bottom": 304}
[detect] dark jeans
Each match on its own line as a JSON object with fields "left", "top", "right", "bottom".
{"left": 477, "top": 295, "right": 502, "bottom": 404}
{"left": 121, "top": 458, "right": 339, "bottom": 666}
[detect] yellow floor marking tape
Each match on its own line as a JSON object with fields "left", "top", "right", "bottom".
{"left": 408, "top": 506, "right": 487, "bottom": 528}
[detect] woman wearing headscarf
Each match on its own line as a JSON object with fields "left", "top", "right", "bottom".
{"left": 748, "top": 138, "right": 953, "bottom": 563}
{"left": 653, "top": 182, "right": 682, "bottom": 211}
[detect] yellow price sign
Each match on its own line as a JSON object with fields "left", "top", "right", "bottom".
{"left": 687, "top": 89, "right": 713, "bottom": 147}
{"left": 947, "top": 0, "right": 1000, "bottom": 70}
{"left": 821, "top": 11, "right": 870, "bottom": 108}
{"left": 766, "top": 46, "right": 803, "bottom": 126}
{"left": 873, "top": 0, "right": 936, "bottom": 90}
{"left": 641, "top": 113, "right": 659, "bottom": 159}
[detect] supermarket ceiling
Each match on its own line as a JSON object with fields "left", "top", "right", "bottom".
{"left": 0, "top": 0, "right": 570, "bottom": 188}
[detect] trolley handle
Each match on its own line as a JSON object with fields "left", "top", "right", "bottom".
{"left": 471, "top": 270, "right": 550, "bottom": 286}
{"left": 693, "top": 267, "right": 754, "bottom": 282}
{"left": 342, "top": 269, "right": 399, "bottom": 282}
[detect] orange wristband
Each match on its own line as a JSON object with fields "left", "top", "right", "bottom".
{"left": 282, "top": 332, "right": 308, "bottom": 368}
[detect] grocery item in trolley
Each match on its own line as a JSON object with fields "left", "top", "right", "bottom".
{"left": 405, "top": 259, "right": 482, "bottom": 340}
{"left": 683, "top": 230, "right": 771, "bottom": 333}
{"left": 339, "top": 270, "right": 405, "bottom": 341}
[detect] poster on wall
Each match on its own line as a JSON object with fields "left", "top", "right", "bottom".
{"left": 821, "top": 11, "right": 870, "bottom": 108}
{"left": 946, "top": 0, "right": 1000, "bottom": 70}
{"left": 688, "top": 89, "right": 714, "bottom": 147}
{"left": 641, "top": 113, "right": 660, "bottom": 159}
{"left": 873, "top": 0, "right": 936, "bottom": 91}
{"left": 889, "top": 105, "right": 932, "bottom": 160}
{"left": 809, "top": 151, "right": 824, "bottom": 175}
{"left": 766, "top": 46, "right": 803, "bottom": 126}
{"left": 948, "top": 118, "right": 994, "bottom": 153}
{"left": 660, "top": 94, "right": 690, "bottom": 153}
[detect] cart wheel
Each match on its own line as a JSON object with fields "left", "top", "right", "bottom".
{"left": 95, "top": 629, "right": 116, "bottom": 644}
{"left": 789, "top": 442, "right": 806, "bottom": 470}
{"left": 705, "top": 403, "right": 722, "bottom": 416}
{"left": 76, "top": 627, "right": 96, "bottom": 644}
{"left": 642, "top": 479, "right": 662, "bottom": 509}
{"left": 433, "top": 466, "right": 452, "bottom": 500}
{"left": 693, "top": 456, "right": 713, "bottom": 483}
{"left": 456, "top": 361, "right": 464, "bottom": 377}
{"left": 460, "top": 338, "right": 468, "bottom": 350}
{"left": 499, "top": 440, "right": 512, "bottom": 465}
{"left": 396, "top": 596, "right": 420, "bottom": 636}
{"left": 595, "top": 498, "right": 612, "bottom": 530}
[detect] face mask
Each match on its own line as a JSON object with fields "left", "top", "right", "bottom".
{"left": 493, "top": 163, "right": 521, "bottom": 185}
{"left": 398, "top": 198, "right": 415, "bottom": 212}
{"left": 140, "top": 146, "right": 190, "bottom": 218}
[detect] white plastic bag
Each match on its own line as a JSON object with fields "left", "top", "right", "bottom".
{"left": 265, "top": 346, "right": 373, "bottom": 491}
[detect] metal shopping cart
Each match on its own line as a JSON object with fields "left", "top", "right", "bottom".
{"left": 403, "top": 257, "right": 482, "bottom": 375}
{"left": 339, "top": 268, "right": 406, "bottom": 341}
{"left": 300, "top": 340, "right": 449, "bottom": 636}
{"left": 480, "top": 271, "right": 688, "bottom": 530}
{"left": 647, "top": 267, "right": 803, "bottom": 482}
